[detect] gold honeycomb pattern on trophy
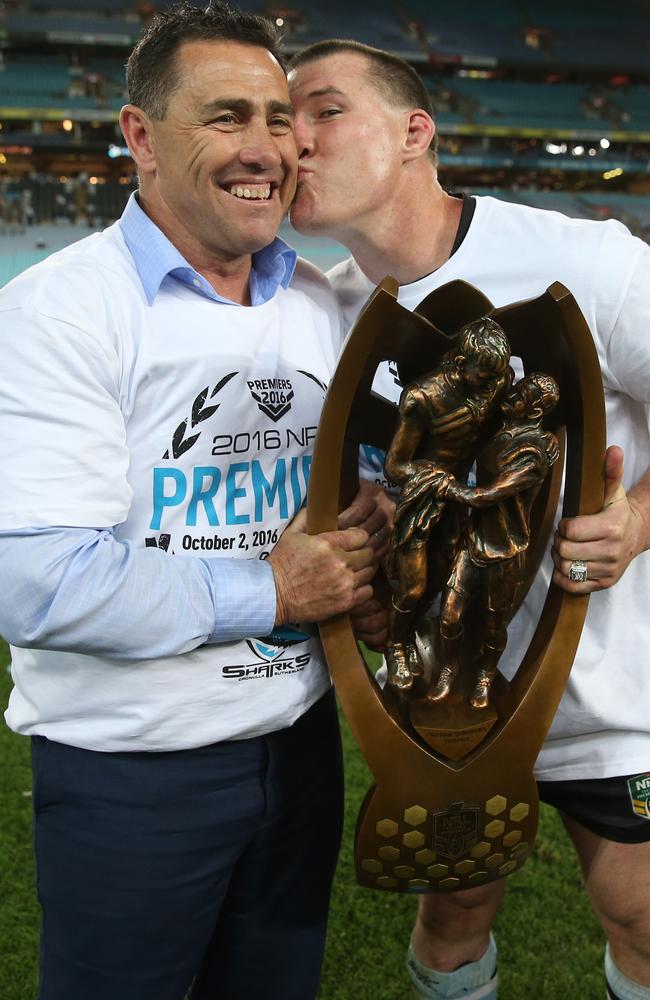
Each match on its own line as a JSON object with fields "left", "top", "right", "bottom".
{"left": 404, "top": 805, "right": 428, "bottom": 826}
{"left": 485, "top": 795, "right": 507, "bottom": 816}
{"left": 362, "top": 796, "right": 533, "bottom": 891}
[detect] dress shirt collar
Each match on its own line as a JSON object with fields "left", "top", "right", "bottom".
{"left": 119, "top": 191, "right": 297, "bottom": 307}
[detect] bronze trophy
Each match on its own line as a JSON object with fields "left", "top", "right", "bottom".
{"left": 306, "top": 279, "right": 605, "bottom": 893}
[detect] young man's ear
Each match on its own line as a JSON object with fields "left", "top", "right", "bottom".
{"left": 402, "top": 109, "right": 435, "bottom": 162}
{"left": 119, "top": 105, "right": 157, "bottom": 175}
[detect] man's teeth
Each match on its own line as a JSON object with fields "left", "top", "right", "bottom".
{"left": 229, "top": 183, "right": 272, "bottom": 200}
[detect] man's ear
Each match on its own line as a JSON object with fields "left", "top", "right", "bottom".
{"left": 402, "top": 109, "right": 435, "bottom": 162}
{"left": 119, "top": 104, "right": 157, "bottom": 175}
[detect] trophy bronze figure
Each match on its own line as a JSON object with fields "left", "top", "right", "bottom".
{"left": 306, "top": 279, "right": 605, "bottom": 893}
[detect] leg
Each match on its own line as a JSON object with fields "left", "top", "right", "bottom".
{"left": 408, "top": 882, "right": 505, "bottom": 999}
{"left": 190, "top": 689, "right": 344, "bottom": 1000}
{"left": 412, "top": 881, "right": 506, "bottom": 971}
{"left": 471, "top": 560, "right": 522, "bottom": 710}
{"left": 32, "top": 733, "right": 269, "bottom": 1000}
{"left": 387, "top": 545, "right": 428, "bottom": 690}
{"left": 561, "top": 814, "right": 650, "bottom": 990}
{"left": 427, "top": 548, "right": 475, "bottom": 704}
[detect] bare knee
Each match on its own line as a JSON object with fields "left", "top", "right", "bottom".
{"left": 564, "top": 818, "right": 650, "bottom": 979}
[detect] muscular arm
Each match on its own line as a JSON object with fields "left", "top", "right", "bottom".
{"left": 383, "top": 389, "right": 426, "bottom": 485}
{"left": 447, "top": 448, "right": 549, "bottom": 507}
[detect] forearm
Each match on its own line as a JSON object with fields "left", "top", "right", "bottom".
{"left": 452, "top": 465, "right": 540, "bottom": 507}
{"left": 0, "top": 527, "right": 276, "bottom": 660}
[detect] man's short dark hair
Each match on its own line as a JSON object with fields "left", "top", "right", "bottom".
{"left": 288, "top": 39, "right": 437, "bottom": 162}
{"left": 126, "top": 0, "right": 284, "bottom": 120}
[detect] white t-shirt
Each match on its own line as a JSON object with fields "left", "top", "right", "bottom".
{"left": 328, "top": 194, "right": 650, "bottom": 781}
{"left": 1, "top": 222, "right": 344, "bottom": 751}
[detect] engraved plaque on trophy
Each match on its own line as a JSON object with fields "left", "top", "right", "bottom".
{"left": 306, "top": 279, "right": 605, "bottom": 893}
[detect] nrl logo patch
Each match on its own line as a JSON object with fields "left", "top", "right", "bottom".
{"left": 627, "top": 773, "right": 650, "bottom": 820}
{"left": 432, "top": 800, "right": 480, "bottom": 860}
{"left": 247, "top": 377, "right": 294, "bottom": 423}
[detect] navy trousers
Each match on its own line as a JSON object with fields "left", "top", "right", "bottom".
{"left": 32, "top": 690, "right": 343, "bottom": 1000}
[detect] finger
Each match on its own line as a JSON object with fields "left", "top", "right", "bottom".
{"left": 350, "top": 601, "right": 386, "bottom": 623}
{"left": 348, "top": 565, "right": 379, "bottom": 592}
{"left": 350, "top": 598, "right": 383, "bottom": 618}
{"left": 553, "top": 534, "right": 607, "bottom": 563}
{"left": 355, "top": 631, "right": 387, "bottom": 652}
{"left": 603, "top": 444, "right": 626, "bottom": 508}
{"left": 281, "top": 506, "right": 307, "bottom": 535}
{"left": 351, "top": 583, "right": 374, "bottom": 607}
{"left": 341, "top": 545, "right": 376, "bottom": 571}
{"left": 552, "top": 566, "right": 603, "bottom": 594}
{"left": 328, "top": 526, "right": 370, "bottom": 552}
{"left": 341, "top": 545, "right": 379, "bottom": 573}
{"left": 338, "top": 480, "right": 388, "bottom": 530}
{"left": 338, "top": 495, "right": 375, "bottom": 531}
{"left": 553, "top": 521, "right": 626, "bottom": 563}
{"left": 360, "top": 506, "right": 389, "bottom": 538}
{"left": 552, "top": 552, "right": 618, "bottom": 584}
{"left": 369, "top": 524, "right": 392, "bottom": 551}
{"left": 556, "top": 508, "right": 623, "bottom": 545}
{"left": 374, "top": 539, "right": 392, "bottom": 562}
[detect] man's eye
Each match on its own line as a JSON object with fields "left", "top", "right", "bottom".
{"left": 319, "top": 107, "right": 342, "bottom": 119}
{"left": 270, "top": 117, "right": 293, "bottom": 131}
{"left": 213, "top": 114, "right": 238, "bottom": 125}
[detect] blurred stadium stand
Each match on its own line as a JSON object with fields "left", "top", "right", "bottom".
{"left": 0, "top": 0, "right": 648, "bottom": 245}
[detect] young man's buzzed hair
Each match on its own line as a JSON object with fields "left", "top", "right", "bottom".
{"left": 288, "top": 39, "right": 437, "bottom": 162}
{"left": 126, "top": 0, "right": 284, "bottom": 121}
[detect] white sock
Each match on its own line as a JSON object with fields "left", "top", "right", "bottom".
{"left": 406, "top": 933, "right": 498, "bottom": 999}
{"left": 605, "top": 943, "right": 650, "bottom": 1000}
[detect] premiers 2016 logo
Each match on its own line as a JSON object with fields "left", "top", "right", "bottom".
{"left": 247, "top": 378, "right": 294, "bottom": 422}
{"left": 222, "top": 626, "right": 312, "bottom": 681}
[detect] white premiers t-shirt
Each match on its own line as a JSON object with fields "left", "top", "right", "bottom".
{"left": 1, "top": 222, "right": 344, "bottom": 751}
{"left": 329, "top": 194, "right": 650, "bottom": 781}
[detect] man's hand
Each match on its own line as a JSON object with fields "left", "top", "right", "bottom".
{"left": 337, "top": 479, "right": 395, "bottom": 561}
{"left": 350, "top": 596, "right": 388, "bottom": 650}
{"left": 268, "top": 508, "right": 376, "bottom": 625}
{"left": 552, "top": 445, "right": 647, "bottom": 592}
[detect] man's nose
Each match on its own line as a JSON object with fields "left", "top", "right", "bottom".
{"left": 239, "top": 125, "right": 283, "bottom": 170}
{"left": 293, "top": 117, "right": 315, "bottom": 159}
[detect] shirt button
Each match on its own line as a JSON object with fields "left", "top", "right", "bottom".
{"left": 193, "top": 278, "right": 200, "bottom": 287}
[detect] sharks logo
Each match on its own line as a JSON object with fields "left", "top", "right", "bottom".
{"left": 245, "top": 625, "right": 312, "bottom": 662}
{"left": 223, "top": 626, "right": 313, "bottom": 681}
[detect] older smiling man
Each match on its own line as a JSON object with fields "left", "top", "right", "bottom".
{"left": 0, "top": 8, "right": 395, "bottom": 1000}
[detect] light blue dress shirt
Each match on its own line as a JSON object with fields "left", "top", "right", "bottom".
{"left": 0, "top": 196, "right": 301, "bottom": 659}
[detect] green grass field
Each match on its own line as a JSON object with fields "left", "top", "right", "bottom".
{"left": 0, "top": 640, "right": 605, "bottom": 999}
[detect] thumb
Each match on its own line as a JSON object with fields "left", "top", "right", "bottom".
{"left": 603, "top": 444, "right": 626, "bottom": 508}
{"left": 282, "top": 506, "right": 308, "bottom": 535}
